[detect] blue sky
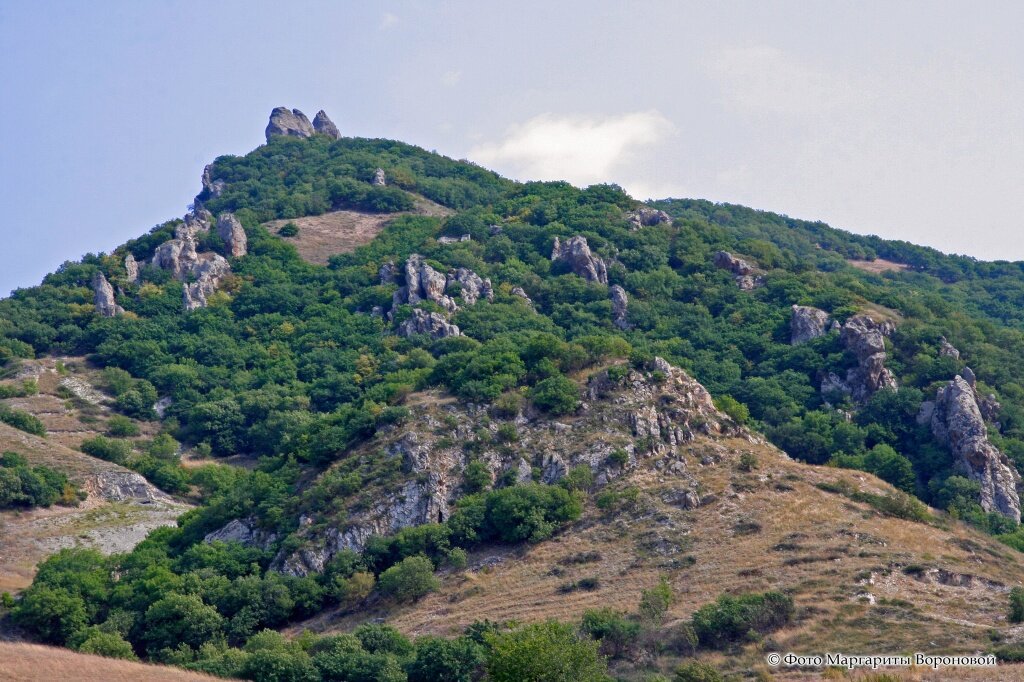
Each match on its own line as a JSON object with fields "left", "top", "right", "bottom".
{"left": 2, "top": 1, "right": 1023, "bottom": 296}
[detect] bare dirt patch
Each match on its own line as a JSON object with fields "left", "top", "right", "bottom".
{"left": 848, "top": 257, "right": 910, "bottom": 274}
{"left": 263, "top": 196, "right": 453, "bottom": 265}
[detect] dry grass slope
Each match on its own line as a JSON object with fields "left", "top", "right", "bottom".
{"left": 0, "top": 642, "right": 224, "bottom": 682}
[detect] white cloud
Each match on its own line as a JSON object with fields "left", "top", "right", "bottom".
{"left": 469, "top": 111, "right": 675, "bottom": 188}
{"left": 709, "top": 46, "right": 868, "bottom": 115}
{"left": 379, "top": 12, "right": 399, "bottom": 30}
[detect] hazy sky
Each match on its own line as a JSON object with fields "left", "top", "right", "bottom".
{"left": 3, "top": 1, "right": 1023, "bottom": 296}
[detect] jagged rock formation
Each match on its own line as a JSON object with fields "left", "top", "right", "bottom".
{"left": 312, "top": 110, "right": 341, "bottom": 139}
{"left": 216, "top": 213, "right": 248, "bottom": 258}
{"left": 713, "top": 251, "right": 763, "bottom": 289}
{"left": 182, "top": 255, "right": 231, "bottom": 311}
{"left": 939, "top": 336, "right": 960, "bottom": 359}
{"left": 626, "top": 207, "right": 671, "bottom": 230}
{"left": 92, "top": 272, "right": 124, "bottom": 317}
{"left": 397, "top": 309, "right": 461, "bottom": 339}
{"left": 124, "top": 254, "right": 139, "bottom": 284}
{"left": 204, "top": 518, "right": 278, "bottom": 550}
{"left": 273, "top": 357, "right": 739, "bottom": 576}
{"left": 511, "top": 287, "right": 533, "bottom": 305}
{"left": 450, "top": 268, "right": 493, "bottom": 306}
{"left": 201, "top": 164, "right": 225, "bottom": 200}
{"left": 265, "top": 107, "right": 314, "bottom": 141}
{"left": 153, "top": 237, "right": 199, "bottom": 279}
{"left": 400, "top": 254, "right": 458, "bottom": 312}
{"left": 373, "top": 168, "right": 387, "bottom": 186}
{"left": 822, "top": 315, "right": 898, "bottom": 401}
{"left": 930, "top": 375, "right": 1021, "bottom": 521}
{"left": 551, "top": 235, "right": 608, "bottom": 284}
{"left": 610, "top": 285, "right": 629, "bottom": 330}
{"left": 790, "top": 305, "right": 831, "bottom": 345}
{"left": 379, "top": 261, "right": 399, "bottom": 285}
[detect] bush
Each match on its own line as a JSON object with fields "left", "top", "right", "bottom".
{"left": 639, "top": 576, "right": 674, "bottom": 624}
{"left": 377, "top": 555, "right": 439, "bottom": 602}
{"left": 486, "top": 620, "right": 609, "bottom": 682}
{"left": 408, "top": 636, "right": 484, "bottom": 682}
{"left": 530, "top": 374, "right": 579, "bottom": 415}
{"left": 1010, "top": 587, "right": 1024, "bottom": 624}
{"left": 77, "top": 628, "right": 138, "bottom": 660}
{"left": 580, "top": 608, "right": 640, "bottom": 658}
{"left": 79, "top": 435, "right": 132, "bottom": 465}
{"left": 0, "top": 405, "right": 45, "bottom": 436}
{"left": 737, "top": 452, "right": 758, "bottom": 472}
{"left": 674, "top": 661, "right": 723, "bottom": 682}
{"left": 691, "top": 591, "right": 794, "bottom": 648}
{"left": 278, "top": 222, "right": 299, "bottom": 237}
{"left": 106, "top": 415, "right": 140, "bottom": 437}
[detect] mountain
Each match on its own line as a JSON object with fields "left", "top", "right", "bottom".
{"left": 4, "top": 107, "right": 1024, "bottom": 680}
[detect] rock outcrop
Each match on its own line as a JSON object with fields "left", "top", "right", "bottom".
{"left": 92, "top": 272, "right": 124, "bottom": 317}
{"left": 204, "top": 518, "right": 278, "bottom": 550}
{"left": 790, "top": 305, "right": 831, "bottom": 345}
{"left": 713, "top": 251, "right": 763, "bottom": 289}
{"left": 312, "top": 110, "right": 341, "bottom": 139}
{"left": 373, "top": 168, "right": 387, "bottom": 186}
{"left": 182, "top": 255, "right": 230, "bottom": 311}
{"left": 822, "top": 315, "right": 898, "bottom": 401}
{"left": 124, "top": 254, "right": 139, "bottom": 284}
{"left": 401, "top": 254, "right": 458, "bottom": 312}
{"left": 552, "top": 236, "right": 608, "bottom": 284}
{"left": 397, "top": 309, "right": 461, "bottom": 339}
{"left": 216, "top": 213, "right": 248, "bottom": 258}
{"left": 511, "top": 287, "right": 533, "bottom": 306}
{"left": 153, "top": 235, "right": 200, "bottom": 280}
{"left": 939, "top": 336, "right": 960, "bottom": 360}
{"left": 201, "top": 164, "right": 225, "bottom": 200}
{"left": 265, "top": 107, "right": 314, "bottom": 141}
{"left": 610, "top": 285, "right": 629, "bottom": 330}
{"left": 450, "top": 268, "right": 493, "bottom": 306}
{"left": 626, "top": 207, "right": 671, "bottom": 230}
{"left": 930, "top": 375, "right": 1021, "bottom": 521}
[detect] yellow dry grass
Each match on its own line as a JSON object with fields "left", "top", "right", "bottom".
{"left": 0, "top": 642, "right": 224, "bottom": 681}
{"left": 848, "top": 258, "right": 910, "bottom": 274}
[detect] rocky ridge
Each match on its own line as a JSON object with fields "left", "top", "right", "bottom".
{"left": 262, "top": 358, "right": 745, "bottom": 576}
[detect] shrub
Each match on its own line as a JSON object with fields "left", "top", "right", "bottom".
{"left": 77, "top": 628, "right": 138, "bottom": 660}
{"left": 674, "top": 661, "right": 723, "bottom": 682}
{"left": 691, "top": 591, "right": 794, "bottom": 648}
{"left": 278, "top": 222, "right": 299, "bottom": 237}
{"left": 79, "top": 435, "right": 132, "bottom": 465}
{"left": 377, "top": 555, "right": 439, "bottom": 602}
{"left": 408, "top": 636, "right": 484, "bottom": 682}
{"left": 486, "top": 620, "right": 609, "bottom": 682}
{"left": 737, "top": 452, "right": 758, "bottom": 472}
{"left": 1010, "top": 587, "right": 1024, "bottom": 623}
{"left": 106, "top": 415, "right": 140, "bottom": 437}
{"left": 0, "top": 405, "right": 46, "bottom": 436}
{"left": 580, "top": 608, "right": 640, "bottom": 658}
{"left": 639, "top": 576, "right": 674, "bottom": 624}
{"left": 462, "top": 459, "right": 492, "bottom": 494}
{"left": 530, "top": 374, "right": 579, "bottom": 415}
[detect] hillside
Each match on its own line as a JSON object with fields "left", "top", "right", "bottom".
{"left": 5, "top": 107, "right": 1024, "bottom": 679}
{"left": 0, "top": 642, "right": 224, "bottom": 682}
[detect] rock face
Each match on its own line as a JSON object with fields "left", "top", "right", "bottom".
{"left": 216, "top": 213, "right": 248, "bottom": 258}
{"left": 265, "top": 107, "right": 314, "bottom": 141}
{"left": 397, "top": 308, "right": 461, "bottom": 339}
{"left": 626, "top": 207, "right": 671, "bottom": 230}
{"left": 273, "top": 356, "right": 737, "bottom": 576}
{"left": 312, "top": 110, "right": 341, "bottom": 139}
{"left": 931, "top": 376, "right": 1021, "bottom": 521}
{"left": 822, "top": 315, "right": 898, "bottom": 401}
{"left": 511, "top": 287, "right": 533, "bottom": 305}
{"left": 610, "top": 285, "right": 629, "bottom": 330}
{"left": 401, "top": 254, "right": 458, "bottom": 312}
{"left": 94, "top": 470, "right": 172, "bottom": 503}
{"left": 201, "top": 164, "right": 225, "bottom": 200}
{"left": 790, "top": 305, "right": 831, "bottom": 345}
{"left": 713, "top": 251, "right": 754, "bottom": 276}
{"left": 373, "top": 168, "right": 387, "bottom": 186}
{"left": 124, "top": 254, "right": 139, "bottom": 284}
{"left": 92, "top": 272, "right": 124, "bottom": 317}
{"left": 182, "top": 255, "right": 231, "bottom": 311}
{"left": 551, "top": 235, "right": 608, "bottom": 284}
{"left": 153, "top": 236, "right": 200, "bottom": 280}
{"left": 204, "top": 518, "right": 278, "bottom": 550}
{"left": 450, "top": 268, "right": 493, "bottom": 306}
{"left": 939, "top": 336, "right": 960, "bottom": 359}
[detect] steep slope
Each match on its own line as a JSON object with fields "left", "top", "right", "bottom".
{"left": 0, "top": 642, "right": 222, "bottom": 682}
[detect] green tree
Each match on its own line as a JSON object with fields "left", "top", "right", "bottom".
{"left": 408, "top": 636, "right": 484, "bottom": 682}
{"left": 1010, "top": 587, "right": 1024, "bottom": 624}
{"left": 377, "top": 555, "right": 439, "bottom": 602}
{"left": 486, "top": 620, "right": 610, "bottom": 682}
{"left": 143, "top": 593, "right": 224, "bottom": 656}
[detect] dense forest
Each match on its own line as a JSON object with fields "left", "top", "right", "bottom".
{"left": 4, "top": 130, "right": 1024, "bottom": 679}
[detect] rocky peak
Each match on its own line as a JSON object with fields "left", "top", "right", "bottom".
{"left": 397, "top": 308, "right": 460, "bottom": 339}
{"left": 626, "top": 207, "right": 671, "bottom": 230}
{"left": 790, "top": 305, "right": 831, "bottom": 345}
{"left": 216, "top": 213, "right": 248, "bottom": 258}
{"left": 312, "top": 110, "right": 341, "bottom": 139}
{"left": 201, "top": 164, "right": 225, "bottom": 200}
{"left": 551, "top": 235, "right": 608, "bottom": 284}
{"left": 931, "top": 375, "right": 1021, "bottom": 521}
{"left": 124, "top": 253, "right": 140, "bottom": 284}
{"left": 92, "top": 272, "right": 124, "bottom": 317}
{"left": 265, "top": 107, "right": 314, "bottom": 141}
{"left": 373, "top": 168, "right": 387, "bottom": 186}
{"left": 610, "top": 285, "right": 629, "bottom": 330}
